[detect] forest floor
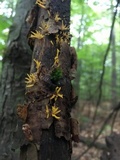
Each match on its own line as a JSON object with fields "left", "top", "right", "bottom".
{"left": 71, "top": 101, "right": 120, "bottom": 160}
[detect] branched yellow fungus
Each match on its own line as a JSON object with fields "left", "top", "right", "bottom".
{"left": 60, "top": 21, "right": 69, "bottom": 31}
{"left": 30, "top": 30, "right": 44, "bottom": 40}
{"left": 54, "top": 13, "right": 61, "bottom": 22}
{"left": 50, "top": 41, "right": 54, "bottom": 45}
{"left": 45, "top": 105, "right": 61, "bottom": 120}
{"left": 47, "top": 10, "right": 51, "bottom": 16}
{"left": 52, "top": 106, "right": 61, "bottom": 119}
{"left": 33, "top": 59, "right": 41, "bottom": 71}
{"left": 62, "top": 32, "right": 70, "bottom": 42}
{"left": 55, "top": 34, "right": 68, "bottom": 44}
{"left": 39, "top": 21, "right": 49, "bottom": 34}
{"left": 46, "top": 105, "right": 50, "bottom": 118}
{"left": 36, "top": 0, "right": 46, "bottom": 9}
{"left": 60, "top": 37, "right": 64, "bottom": 43}
{"left": 25, "top": 73, "right": 37, "bottom": 88}
{"left": 53, "top": 49, "right": 60, "bottom": 67}
{"left": 50, "top": 86, "right": 63, "bottom": 101}
{"left": 55, "top": 35, "right": 60, "bottom": 44}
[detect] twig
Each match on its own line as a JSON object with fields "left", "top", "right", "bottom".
{"left": 79, "top": 135, "right": 108, "bottom": 151}
{"left": 110, "top": 102, "right": 120, "bottom": 133}
{"left": 110, "top": 111, "right": 118, "bottom": 133}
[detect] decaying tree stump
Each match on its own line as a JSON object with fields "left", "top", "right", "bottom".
{"left": 17, "top": 0, "right": 79, "bottom": 160}
{"left": 100, "top": 132, "right": 120, "bottom": 160}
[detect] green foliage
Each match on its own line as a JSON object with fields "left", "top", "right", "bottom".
{"left": 71, "top": 0, "right": 120, "bottom": 102}
{"left": 0, "top": 0, "right": 16, "bottom": 75}
{"left": 0, "top": 0, "right": 16, "bottom": 55}
{"left": 0, "top": 15, "right": 12, "bottom": 53}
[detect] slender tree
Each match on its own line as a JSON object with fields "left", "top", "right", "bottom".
{"left": 0, "top": 0, "right": 36, "bottom": 159}
{"left": 110, "top": 0, "right": 117, "bottom": 106}
{"left": 18, "top": 0, "right": 79, "bottom": 160}
{"left": 111, "top": 29, "right": 117, "bottom": 106}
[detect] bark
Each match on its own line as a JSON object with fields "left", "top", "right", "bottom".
{"left": 0, "top": 0, "right": 36, "bottom": 159}
{"left": 19, "top": 0, "right": 78, "bottom": 160}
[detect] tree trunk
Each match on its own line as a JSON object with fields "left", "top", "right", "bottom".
{"left": 111, "top": 29, "right": 117, "bottom": 106}
{"left": 0, "top": 0, "right": 36, "bottom": 159}
{"left": 19, "top": 0, "right": 78, "bottom": 160}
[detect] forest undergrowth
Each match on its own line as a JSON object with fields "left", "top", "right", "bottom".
{"left": 71, "top": 101, "right": 120, "bottom": 160}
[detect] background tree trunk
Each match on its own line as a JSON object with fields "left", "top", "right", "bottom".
{"left": 111, "top": 29, "right": 117, "bottom": 106}
{"left": 0, "top": 0, "right": 36, "bottom": 159}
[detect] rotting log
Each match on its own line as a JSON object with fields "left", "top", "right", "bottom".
{"left": 17, "top": 0, "right": 79, "bottom": 160}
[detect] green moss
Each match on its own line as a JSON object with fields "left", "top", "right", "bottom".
{"left": 51, "top": 67, "right": 63, "bottom": 83}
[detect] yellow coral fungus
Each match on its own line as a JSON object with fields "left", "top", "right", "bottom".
{"left": 46, "top": 105, "right": 49, "bottom": 118}
{"left": 36, "top": 0, "right": 46, "bottom": 9}
{"left": 54, "top": 13, "right": 61, "bottom": 22}
{"left": 52, "top": 106, "right": 61, "bottom": 119}
{"left": 25, "top": 73, "right": 37, "bottom": 88}
{"left": 62, "top": 32, "right": 70, "bottom": 42}
{"left": 56, "top": 36, "right": 64, "bottom": 44}
{"left": 50, "top": 41, "right": 54, "bottom": 45}
{"left": 53, "top": 49, "right": 60, "bottom": 67}
{"left": 50, "top": 86, "right": 63, "bottom": 101}
{"left": 39, "top": 21, "right": 49, "bottom": 34}
{"left": 33, "top": 59, "right": 41, "bottom": 71}
{"left": 45, "top": 105, "right": 61, "bottom": 120}
{"left": 59, "top": 37, "right": 64, "bottom": 43}
{"left": 60, "top": 21, "right": 69, "bottom": 31}
{"left": 30, "top": 30, "right": 44, "bottom": 40}
{"left": 55, "top": 35, "right": 60, "bottom": 44}
{"left": 47, "top": 10, "right": 51, "bottom": 16}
